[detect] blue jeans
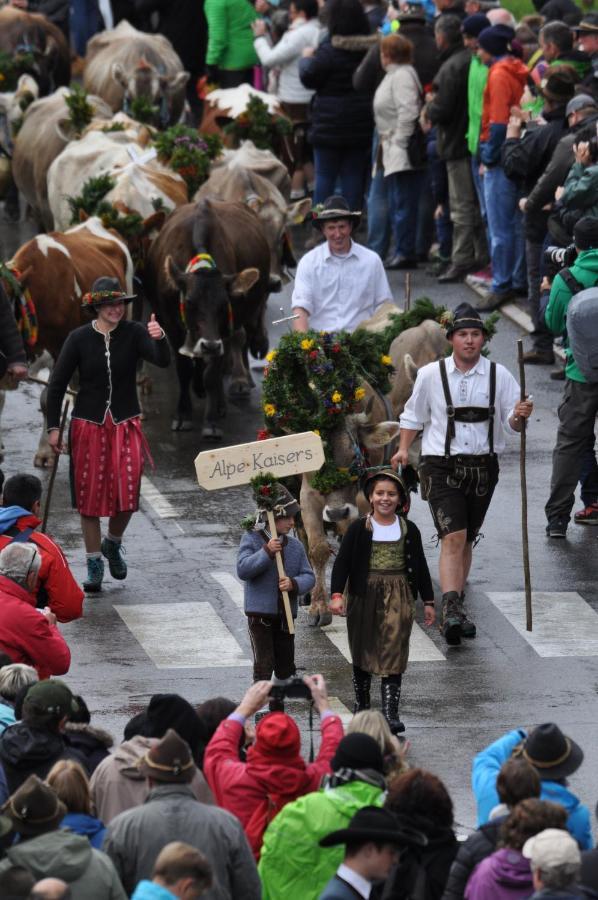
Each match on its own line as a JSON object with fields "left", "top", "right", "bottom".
{"left": 70, "top": 0, "right": 102, "bottom": 56}
{"left": 313, "top": 146, "right": 369, "bottom": 211}
{"left": 367, "top": 132, "right": 390, "bottom": 260}
{"left": 483, "top": 165, "right": 526, "bottom": 295}
{"left": 386, "top": 170, "right": 424, "bottom": 260}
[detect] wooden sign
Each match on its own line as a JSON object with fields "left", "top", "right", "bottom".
{"left": 195, "top": 431, "right": 325, "bottom": 491}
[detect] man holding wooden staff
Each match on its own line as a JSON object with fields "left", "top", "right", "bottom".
{"left": 392, "top": 303, "right": 533, "bottom": 646}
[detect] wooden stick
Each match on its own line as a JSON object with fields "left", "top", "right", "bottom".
{"left": 517, "top": 340, "right": 532, "bottom": 632}
{"left": 41, "top": 399, "right": 70, "bottom": 534}
{"left": 405, "top": 272, "right": 411, "bottom": 312}
{"left": 266, "top": 510, "right": 295, "bottom": 635}
{"left": 27, "top": 375, "right": 77, "bottom": 396}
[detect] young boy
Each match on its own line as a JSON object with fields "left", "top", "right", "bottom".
{"left": 237, "top": 484, "right": 314, "bottom": 689}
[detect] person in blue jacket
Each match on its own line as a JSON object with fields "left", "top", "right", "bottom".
{"left": 473, "top": 723, "right": 593, "bottom": 849}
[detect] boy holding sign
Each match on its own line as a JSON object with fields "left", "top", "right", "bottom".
{"left": 237, "top": 481, "right": 315, "bottom": 700}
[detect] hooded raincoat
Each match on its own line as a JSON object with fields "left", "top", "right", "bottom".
{"left": 464, "top": 848, "right": 532, "bottom": 900}
{"left": 479, "top": 56, "right": 529, "bottom": 165}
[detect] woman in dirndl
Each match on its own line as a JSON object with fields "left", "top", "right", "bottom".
{"left": 46, "top": 276, "right": 170, "bottom": 593}
{"left": 329, "top": 467, "right": 435, "bottom": 734}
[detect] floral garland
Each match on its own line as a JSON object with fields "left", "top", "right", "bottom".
{"left": 223, "top": 95, "right": 292, "bottom": 152}
{"left": 0, "top": 50, "right": 36, "bottom": 92}
{"left": 154, "top": 126, "right": 222, "bottom": 196}
{"left": 240, "top": 473, "right": 288, "bottom": 530}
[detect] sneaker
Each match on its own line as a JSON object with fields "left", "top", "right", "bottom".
{"left": 574, "top": 504, "right": 598, "bottom": 525}
{"left": 546, "top": 518, "right": 567, "bottom": 538}
{"left": 101, "top": 537, "right": 127, "bottom": 579}
{"left": 83, "top": 557, "right": 104, "bottom": 593}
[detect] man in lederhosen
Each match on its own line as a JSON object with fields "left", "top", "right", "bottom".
{"left": 392, "top": 303, "right": 533, "bottom": 645}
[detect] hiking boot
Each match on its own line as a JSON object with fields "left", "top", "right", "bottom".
{"left": 473, "top": 290, "right": 515, "bottom": 312}
{"left": 101, "top": 537, "right": 127, "bottom": 580}
{"left": 83, "top": 557, "right": 104, "bottom": 593}
{"left": 522, "top": 350, "right": 554, "bottom": 365}
{"left": 546, "top": 517, "right": 567, "bottom": 538}
{"left": 381, "top": 680, "right": 405, "bottom": 735}
{"left": 574, "top": 504, "right": 598, "bottom": 525}
{"left": 458, "top": 592, "right": 476, "bottom": 638}
{"left": 441, "top": 591, "right": 462, "bottom": 645}
{"left": 352, "top": 670, "right": 371, "bottom": 714}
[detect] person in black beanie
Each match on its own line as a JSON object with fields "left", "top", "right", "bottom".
{"left": 123, "top": 694, "right": 204, "bottom": 766}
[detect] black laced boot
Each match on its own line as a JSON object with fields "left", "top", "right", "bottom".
{"left": 458, "top": 591, "right": 476, "bottom": 638}
{"left": 381, "top": 677, "right": 405, "bottom": 734}
{"left": 352, "top": 667, "right": 371, "bottom": 713}
{"left": 442, "top": 591, "right": 462, "bottom": 645}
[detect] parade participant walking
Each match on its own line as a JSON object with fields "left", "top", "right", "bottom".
{"left": 392, "top": 303, "right": 533, "bottom": 646}
{"left": 237, "top": 483, "right": 314, "bottom": 688}
{"left": 292, "top": 195, "right": 392, "bottom": 333}
{"left": 329, "top": 467, "right": 435, "bottom": 735}
{"left": 46, "top": 277, "right": 170, "bottom": 593}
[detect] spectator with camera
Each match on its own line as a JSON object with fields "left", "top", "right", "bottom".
{"left": 544, "top": 216, "right": 598, "bottom": 538}
{"left": 202, "top": 675, "right": 343, "bottom": 859}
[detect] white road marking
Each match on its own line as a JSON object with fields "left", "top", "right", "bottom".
{"left": 140, "top": 476, "right": 178, "bottom": 518}
{"left": 212, "top": 571, "right": 244, "bottom": 609}
{"left": 327, "top": 695, "right": 354, "bottom": 726}
{"left": 487, "top": 591, "right": 598, "bottom": 657}
{"left": 114, "top": 602, "right": 252, "bottom": 668}
{"left": 321, "top": 619, "right": 445, "bottom": 663}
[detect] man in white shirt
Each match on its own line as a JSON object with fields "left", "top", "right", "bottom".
{"left": 319, "top": 806, "right": 425, "bottom": 900}
{"left": 392, "top": 303, "right": 533, "bottom": 646}
{"left": 292, "top": 195, "right": 393, "bottom": 333}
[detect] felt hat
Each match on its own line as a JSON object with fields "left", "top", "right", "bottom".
{"left": 81, "top": 275, "right": 136, "bottom": 310}
{"left": 573, "top": 12, "right": 598, "bottom": 34}
{"left": 565, "top": 93, "right": 597, "bottom": 116}
{"left": 462, "top": 13, "right": 490, "bottom": 37}
{"left": 516, "top": 723, "right": 584, "bottom": 781}
{"left": 539, "top": 68, "right": 577, "bottom": 104}
{"left": 138, "top": 728, "right": 196, "bottom": 783}
{"left": 319, "top": 806, "right": 428, "bottom": 848}
{"left": 444, "top": 302, "right": 488, "bottom": 337}
{"left": 3, "top": 775, "right": 66, "bottom": 836}
{"left": 478, "top": 24, "right": 515, "bottom": 56}
{"left": 522, "top": 828, "right": 581, "bottom": 870}
{"left": 574, "top": 216, "right": 598, "bottom": 251}
{"left": 24, "top": 679, "right": 79, "bottom": 719}
{"left": 311, "top": 195, "right": 361, "bottom": 230}
{"left": 331, "top": 733, "right": 385, "bottom": 775}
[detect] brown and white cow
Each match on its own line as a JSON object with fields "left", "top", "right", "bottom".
{"left": 144, "top": 198, "right": 276, "bottom": 437}
{"left": 300, "top": 319, "right": 449, "bottom": 625}
{"left": 0, "top": 7, "right": 70, "bottom": 96}
{"left": 83, "top": 21, "right": 189, "bottom": 128}
{"left": 1, "top": 218, "right": 133, "bottom": 466}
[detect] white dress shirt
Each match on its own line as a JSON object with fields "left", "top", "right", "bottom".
{"left": 336, "top": 863, "right": 371, "bottom": 898}
{"left": 400, "top": 354, "right": 520, "bottom": 456}
{"left": 292, "top": 240, "right": 392, "bottom": 332}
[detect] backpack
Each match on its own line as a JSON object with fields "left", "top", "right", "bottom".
{"left": 560, "top": 269, "right": 598, "bottom": 383}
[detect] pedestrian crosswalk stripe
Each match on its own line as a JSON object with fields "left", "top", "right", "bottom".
{"left": 211, "top": 571, "right": 244, "bottom": 609}
{"left": 140, "top": 476, "right": 178, "bottom": 518}
{"left": 322, "top": 618, "right": 445, "bottom": 663}
{"left": 114, "top": 602, "right": 252, "bottom": 668}
{"left": 487, "top": 591, "right": 598, "bottom": 657}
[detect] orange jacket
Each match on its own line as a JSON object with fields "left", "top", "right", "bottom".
{"left": 0, "top": 514, "right": 84, "bottom": 623}
{"left": 480, "top": 56, "right": 528, "bottom": 142}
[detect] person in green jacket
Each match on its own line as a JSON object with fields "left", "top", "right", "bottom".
{"left": 258, "top": 733, "right": 386, "bottom": 900}
{"left": 205, "top": 0, "right": 258, "bottom": 88}
{"left": 544, "top": 216, "right": 598, "bottom": 538}
{"left": 462, "top": 14, "right": 490, "bottom": 228}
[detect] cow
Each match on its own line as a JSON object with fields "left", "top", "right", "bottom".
{"left": 11, "top": 88, "right": 112, "bottom": 229}
{"left": 144, "top": 197, "right": 275, "bottom": 438}
{"left": 195, "top": 144, "right": 310, "bottom": 280}
{"left": 0, "top": 217, "right": 133, "bottom": 466}
{"left": 299, "top": 319, "right": 449, "bottom": 626}
{"left": 83, "top": 21, "right": 189, "bottom": 128}
{"left": 0, "top": 75, "right": 39, "bottom": 157}
{"left": 48, "top": 128, "right": 188, "bottom": 231}
{"left": 0, "top": 7, "right": 70, "bottom": 96}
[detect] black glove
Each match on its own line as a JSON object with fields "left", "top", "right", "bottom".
{"left": 205, "top": 65, "right": 220, "bottom": 84}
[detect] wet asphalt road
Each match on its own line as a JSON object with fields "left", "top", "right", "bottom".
{"left": 2, "top": 213, "right": 598, "bottom": 836}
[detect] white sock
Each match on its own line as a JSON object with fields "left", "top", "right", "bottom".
{"left": 107, "top": 532, "right": 122, "bottom": 545}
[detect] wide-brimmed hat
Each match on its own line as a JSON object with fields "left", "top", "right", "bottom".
{"left": 572, "top": 12, "right": 598, "bottom": 33}
{"left": 444, "top": 302, "right": 488, "bottom": 337}
{"left": 81, "top": 276, "right": 137, "bottom": 310}
{"left": 515, "top": 723, "right": 584, "bottom": 781}
{"left": 361, "top": 466, "right": 410, "bottom": 513}
{"left": 319, "top": 806, "right": 428, "bottom": 849}
{"left": 3, "top": 775, "right": 66, "bottom": 836}
{"left": 138, "top": 728, "right": 196, "bottom": 783}
{"left": 311, "top": 195, "right": 361, "bottom": 230}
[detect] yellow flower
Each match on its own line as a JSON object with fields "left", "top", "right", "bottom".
{"left": 301, "top": 339, "right": 314, "bottom": 350}
{"left": 381, "top": 355, "right": 393, "bottom": 366}
{"left": 332, "top": 391, "right": 342, "bottom": 403}
{"left": 354, "top": 387, "right": 366, "bottom": 401}
{"left": 263, "top": 403, "right": 276, "bottom": 417}
{"left": 265, "top": 350, "right": 277, "bottom": 362}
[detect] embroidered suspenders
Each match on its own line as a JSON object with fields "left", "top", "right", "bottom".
{"left": 438, "top": 358, "right": 496, "bottom": 457}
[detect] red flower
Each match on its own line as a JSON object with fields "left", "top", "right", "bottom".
{"left": 257, "top": 429, "right": 270, "bottom": 441}
{"left": 309, "top": 350, "right": 318, "bottom": 359}
{"left": 259, "top": 485, "right": 271, "bottom": 495}
{"left": 332, "top": 344, "right": 341, "bottom": 353}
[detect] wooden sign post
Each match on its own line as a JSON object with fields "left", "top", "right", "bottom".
{"left": 195, "top": 431, "right": 325, "bottom": 634}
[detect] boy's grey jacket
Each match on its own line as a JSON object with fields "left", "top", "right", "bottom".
{"left": 237, "top": 530, "right": 315, "bottom": 617}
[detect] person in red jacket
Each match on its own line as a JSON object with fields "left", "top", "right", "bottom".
{"left": 203, "top": 674, "right": 344, "bottom": 860}
{"left": 0, "top": 543, "right": 71, "bottom": 679}
{"left": 0, "top": 474, "right": 83, "bottom": 623}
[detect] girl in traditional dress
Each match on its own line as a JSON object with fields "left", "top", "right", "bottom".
{"left": 329, "top": 467, "right": 435, "bottom": 734}
{"left": 46, "top": 276, "right": 170, "bottom": 592}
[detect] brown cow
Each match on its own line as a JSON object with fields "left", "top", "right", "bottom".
{"left": 144, "top": 198, "right": 276, "bottom": 438}
{"left": 1, "top": 218, "right": 133, "bottom": 466}
{"left": 0, "top": 7, "right": 70, "bottom": 95}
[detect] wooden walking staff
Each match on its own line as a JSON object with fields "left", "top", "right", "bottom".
{"left": 517, "top": 340, "right": 533, "bottom": 631}
{"left": 41, "top": 398, "right": 70, "bottom": 534}
{"left": 265, "top": 508, "right": 295, "bottom": 634}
